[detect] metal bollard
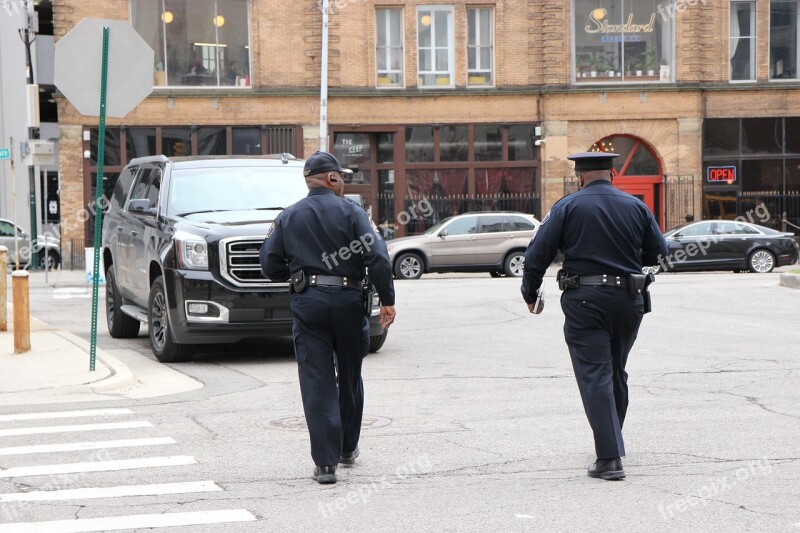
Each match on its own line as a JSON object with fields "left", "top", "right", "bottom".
{"left": 0, "top": 246, "right": 6, "bottom": 331}
{"left": 12, "top": 271, "right": 30, "bottom": 353}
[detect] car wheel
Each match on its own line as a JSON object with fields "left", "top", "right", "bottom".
{"left": 38, "top": 249, "right": 60, "bottom": 270}
{"left": 503, "top": 251, "right": 525, "bottom": 277}
{"left": 748, "top": 249, "right": 775, "bottom": 273}
{"left": 394, "top": 252, "right": 424, "bottom": 280}
{"left": 106, "top": 268, "right": 141, "bottom": 338}
{"left": 489, "top": 271, "right": 503, "bottom": 278}
{"left": 369, "top": 331, "right": 388, "bottom": 353}
{"left": 148, "top": 276, "right": 195, "bottom": 363}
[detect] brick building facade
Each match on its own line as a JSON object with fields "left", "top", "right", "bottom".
{"left": 53, "top": 0, "right": 800, "bottom": 268}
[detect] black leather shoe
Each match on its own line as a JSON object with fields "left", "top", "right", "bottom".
{"left": 588, "top": 457, "right": 625, "bottom": 480}
{"left": 313, "top": 465, "right": 337, "bottom": 484}
{"left": 339, "top": 446, "right": 360, "bottom": 465}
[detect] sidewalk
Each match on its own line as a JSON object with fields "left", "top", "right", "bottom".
{"left": 1, "top": 269, "right": 202, "bottom": 407}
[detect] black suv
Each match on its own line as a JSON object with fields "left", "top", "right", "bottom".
{"left": 102, "top": 155, "right": 388, "bottom": 362}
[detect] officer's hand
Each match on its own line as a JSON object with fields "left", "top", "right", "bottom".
{"left": 528, "top": 301, "right": 545, "bottom": 315}
{"left": 380, "top": 305, "right": 396, "bottom": 330}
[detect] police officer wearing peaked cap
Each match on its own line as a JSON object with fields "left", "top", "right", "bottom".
{"left": 260, "top": 150, "right": 396, "bottom": 484}
{"left": 521, "top": 151, "right": 668, "bottom": 481}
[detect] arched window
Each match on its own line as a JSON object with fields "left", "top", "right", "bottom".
{"left": 590, "top": 135, "right": 661, "bottom": 177}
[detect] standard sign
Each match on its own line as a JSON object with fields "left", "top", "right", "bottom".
{"left": 54, "top": 18, "right": 154, "bottom": 118}
{"left": 0, "top": 148, "right": 10, "bottom": 160}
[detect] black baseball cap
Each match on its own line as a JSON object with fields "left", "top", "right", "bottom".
{"left": 303, "top": 151, "right": 354, "bottom": 177}
{"left": 567, "top": 151, "right": 619, "bottom": 172}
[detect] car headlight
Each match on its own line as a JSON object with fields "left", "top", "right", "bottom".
{"left": 176, "top": 236, "right": 209, "bottom": 270}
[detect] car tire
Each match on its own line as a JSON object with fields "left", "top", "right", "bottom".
{"left": 489, "top": 271, "right": 503, "bottom": 278}
{"left": 148, "top": 276, "right": 195, "bottom": 363}
{"left": 503, "top": 251, "right": 525, "bottom": 277}
{"left": 38, "top": 249, "right": 60, "bottom": 270}
{"left": 106, "top": 268, "right": 141, "bottom": 339}
{"left": 394, "top": 252, "right": 424, "bottom": 280}
{"left": 748, "top": 249, "right": 775, "bottom": 273}
{"left": 369, "top": 331, "right": 388, "bottom": 353}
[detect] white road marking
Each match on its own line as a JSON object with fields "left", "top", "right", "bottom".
{"left": 516, "top": 514, "right": 536, "bottom": 519}
{"left": 0, "top": 408, "right": 133, "bottom": 423}
{"left": 0, "top": 437, "right": 175, "bottom": 456}
{"left": 0, "top": 480, "right": 221, "bottom": 502}
{"left": 0, "top": 509, "right": 256, "bottom": 532}
{"left": 53, "top": 288, "right": 91, "bottom": 300}
{"left": 0, "top": 455, "right": 196, "bottom": 478}
{"left": 0, "top": 421, "right": 152, "bottom": 437}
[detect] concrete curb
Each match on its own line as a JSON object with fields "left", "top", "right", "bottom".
{"left": 779, "top": 272, "right": 800, "bottom": 289}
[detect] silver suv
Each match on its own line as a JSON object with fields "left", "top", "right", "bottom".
{"left": 386, "top": 212, "right": 540, "bottom": 280}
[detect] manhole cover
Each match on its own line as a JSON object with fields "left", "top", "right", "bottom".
{"left": 261, "top": 415, "right": 392, "bottom": 431}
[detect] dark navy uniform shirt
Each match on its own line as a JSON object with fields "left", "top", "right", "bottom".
{"left": 260, "top": 188, "right": 395, "bottom": 306}
{"left": 521, "top": 180, "right": 668, "bottom": 304}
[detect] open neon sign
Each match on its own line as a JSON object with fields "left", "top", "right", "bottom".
{"left": 707, "top": 166, "right": 736, "bottom": 183}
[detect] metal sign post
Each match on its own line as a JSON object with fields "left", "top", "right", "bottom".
{"left": 88, "top": 27, "right": 110, "bottom": 372}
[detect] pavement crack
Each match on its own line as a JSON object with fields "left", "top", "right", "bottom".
{"left": 187, "top": 414, "right": 220, "bottom": 439}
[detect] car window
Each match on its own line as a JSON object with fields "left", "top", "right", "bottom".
{"left": 0, "top": 221, "right": 15, "bottom": 237}
{"left": 444, "top": 216, "right": 478, "bottom": 236}
{"left": 478, "top": 215, "right": 505, "bottom": 233}
{"left": 713, "top": 222, "right": 738, "bottom": 235}
{"left": 128, "top": 168, "right": 153, "bottom": 203}
{"left": 679, "top": 222, "right": 713, "bottom": 237}
{"left": 733, "top": 223, "right": 759, "bottom": 234}
{"left": 112, "top": 166, "right": 138, "bottom": 208}
{"left": 144, "top": 169, "right": 162, "bottom": 209}
{"left": 505, "top": 215, "right": 536, "bottom": 231}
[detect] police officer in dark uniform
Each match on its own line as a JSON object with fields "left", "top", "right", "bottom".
{"left": 521, "top": 152, "right": 668, "bottom": 480}
{"left": 260, "top": 151, "right": 396, "bottom": 484}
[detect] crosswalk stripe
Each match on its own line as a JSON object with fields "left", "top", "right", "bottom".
{"left": 0, "top": 456, "right": 196, "bottom": 478}
{"left": 0, "top": 509, "right": 256, "bottom": 532}
{"left": 0, "top": 480, "right": 221, "bottom": 502}
{"left": 0, "top": 421, "right": 152, "bottom": 437}
{"left": 0, "top": 409, "right": 133, "bottom": 423}
{"left": 0, "top": 437, "right": 176, "bottom": 456}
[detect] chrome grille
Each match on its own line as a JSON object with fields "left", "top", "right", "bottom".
{"left": 220, "top": 237, "right": 282, "bottom": 287}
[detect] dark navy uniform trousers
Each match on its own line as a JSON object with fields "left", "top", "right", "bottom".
{"left": 289, "top": 285, "right": 370, "bottom": 467}
{"left": 561, "top": 286, "right": 644, "bottom": 459}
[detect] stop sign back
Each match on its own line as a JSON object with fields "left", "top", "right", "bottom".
{"left": 55, "top": 18, "right": 154, "bottom": 118}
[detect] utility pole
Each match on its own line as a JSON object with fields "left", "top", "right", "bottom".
{"left": 319, "top": 0, "right": 329, "bottom": 152}
{"left": 18, "top": 1, "right": 39, "bottom": 268}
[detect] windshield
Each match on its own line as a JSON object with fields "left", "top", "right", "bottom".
{"left": 423, "top": 217, "right": 453, "bottom": 235}
{"left": 168, "top": 166, "right": 308, "bottom": 216}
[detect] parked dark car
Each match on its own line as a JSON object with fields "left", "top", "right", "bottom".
{"left": 654, "top": 220, "right": 799, "bottom": 273}
{"left": 102, "top": 155, "right": 388, "bottom": 362}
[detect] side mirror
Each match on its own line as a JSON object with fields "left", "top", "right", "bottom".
{"left": 438, "top": 230, "right": 448, "bottom": 238}
{"left": 129, "top": 199, "right": 157, "bottom": 215}
{"left": 671, "top": 232, "right": 681, "bottom": 239}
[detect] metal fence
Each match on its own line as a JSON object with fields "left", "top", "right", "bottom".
{"left": 664, "top": 175, "right": 696, "bottom": 230}
{"left": 70, "top": 239, "right": 85, "bottom": 270}
{"left": 376, "top": 193, "right": 540, "bottom": 239}
{"left": 738, "top": 190, "right": 800, "bottom": 234}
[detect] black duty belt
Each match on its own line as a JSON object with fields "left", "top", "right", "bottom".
{"left": 577, "top": 274, "right": 628, "bottom": 288}
{"left": 308, "top": 274, "right": 363, "bottom": 291}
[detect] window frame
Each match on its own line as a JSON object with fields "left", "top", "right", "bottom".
{"left": 467, "top": 7, "right": 495, "bottom": 88}
{"left": 769, "top": 0, "right": 800, "bottom": 81}
{"left": 376, "top": 7, "right": 405, "bottom": 89}
{"left": 416, "top": 5, "right": 456, "bottom": 89}
{"left": 729, "top": 0, "right": 757, "bottom": 82}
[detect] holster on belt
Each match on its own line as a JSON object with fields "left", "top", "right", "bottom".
{"left": 290, "top": 270, "right": 307, "bottom": 294}
{"left": 627, "top": 272, "right": 656, "bottom": 313}
{"left": 557, "top": 269, "right": 580, "bottom": 291}
{"left": 361, "top": 278, "right": 372, "bottom": 317}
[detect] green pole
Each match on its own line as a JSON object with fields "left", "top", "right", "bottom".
{"left": 89, "top": 27, "right": 110, "bottom": 372}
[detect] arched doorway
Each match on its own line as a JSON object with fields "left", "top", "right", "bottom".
{"left": 590, "top": 135, "right": 664, "bottom": 229}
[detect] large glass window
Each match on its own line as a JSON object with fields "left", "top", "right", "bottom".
{"left": 376, "top": 8, "right": 403, "bottom": 87}
{"left": 730, "top": 1, "right": 756, "bottom": 81}
{"left": 573, "top": 0, "right": 673, "bottom": 83}
{"left": 417, "top": 6, "right": 454, "bottom": 88}
{"left": 771, "top": 1, "right": 799, "bottom": 79}
{"left": 467, "top": 8, "right": 493, "bottom": 86}
{"left": 132, "top": 0, "right": 250, "bottom": 88}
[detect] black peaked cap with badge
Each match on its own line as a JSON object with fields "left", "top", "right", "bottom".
{"left": 303, "top": 151, "right": 354, "bottom": 177}
{"left": 567, "top": 151, "right": 620, "bottom": 172}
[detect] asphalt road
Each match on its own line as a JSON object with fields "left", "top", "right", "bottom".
{"left": 3, "top": 269, "right": 800, "bottom": 532}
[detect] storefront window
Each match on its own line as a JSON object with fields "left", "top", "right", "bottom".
{"left": 741, "top": 118, "right": 783, "bottom": 155}
{"left": 508, "top": 125, "right": 535, "bottom": 161}
{"left": 474, "top": 125, "right": 503, "bottom": 161}
{"left": 197, "top": 127, "right": 227, "bottom": 155}
{"left": 232, "top": 128, "right": 261, "bottom": 155}
{"left": 376, "top": 8, "right": 403, "bottom": 87}
{"left": 730, "top": 1, "right": 756, "bottom": 81}
{"left": 132, "top": 0, "right": 250, "bottom": 88}
{"left": 90, "top": 128, "right": 121, "bottom": 166}
{"left": 126, "top": 128, "right": 157, "bottom": 161}
{"left": 440, "top": 126, "right": 468, "bottom": 162}
{"left": 703, "top": 119, "right": 739, "bottom": 156}
{"left": 573, "top": 0, "right": 673, "bottom": 83}
{"left": 377, "top": 133, "right": 394, "bottom": 163}
{"left": 742, "top": 159, "right": 783, "bottom": 191}
{"left": 162, "top": 128, "right": 191, "bottom": 156}
{"left": 786, "top": 118, "right": 800, "bottom": 154}
{"left": 405, "top": 127, "right": 435, "bottom": 162}
{"left": 770, "top": 1, "right": 799, "bottom": 79}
